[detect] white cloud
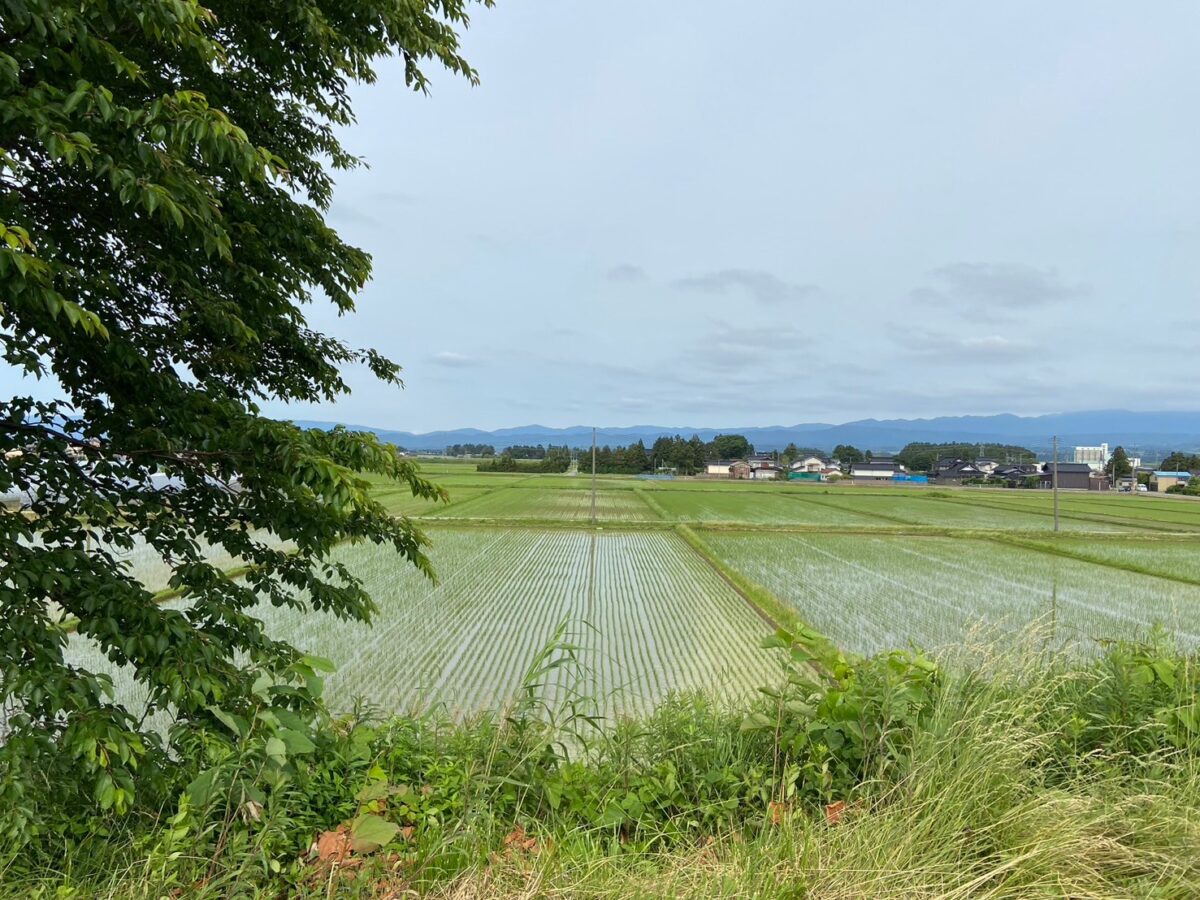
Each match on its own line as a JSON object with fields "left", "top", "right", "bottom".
{"left": 429, "top": 351, "right": 480, "bottom": 368}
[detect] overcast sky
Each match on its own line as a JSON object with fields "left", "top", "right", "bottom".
{"left": 14, "top": 2, "right": 1200, "bottom": 431}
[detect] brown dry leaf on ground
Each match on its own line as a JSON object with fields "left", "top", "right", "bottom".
{"left": 767, "top": 800, "right": 789, "bottom": 825}
{"left": 825, "top": 800, "right": 847, "bottom": 825}
{"left": 313, "top": 826, "right": 355, "bottom": 865}
{"left": 502, "top": 824, "right": 539, "bottom": 854}
{"left": 168, "top": 878, "right": 208, "bottom": 898}
{"left": 489, "top": 824, "right": 542, "bottom": 868}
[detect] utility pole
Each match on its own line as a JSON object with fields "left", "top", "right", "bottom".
{"left": 1052, "top": 435, "right": 1060, "bottom": 533}
{"left": 590, "top": 427, "right": 597, "bottom": 525}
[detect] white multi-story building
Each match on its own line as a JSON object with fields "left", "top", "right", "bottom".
{"left": 1074, "top": 443, "right": 1109, "bottom": 471}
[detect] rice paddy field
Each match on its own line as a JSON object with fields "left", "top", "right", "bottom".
{"left": 69, "top": 529, "right": 781, "bottom": 719}
{"left": 67, "top": 469, "right": 1200, "bottom": 720}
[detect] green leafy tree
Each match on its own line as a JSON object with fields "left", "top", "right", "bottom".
{"left": 1160, "top": 452, "right": 1200, "bottom": 472}
{"left": 833, "top": 444, "right": 864, "bottom": 473}
{"left": 0, "top": 0, "right": 487, "bottom": 837}
{"left": 895, "top": 442, "right": 1037, "bottom": 472}
{"left": 708, "top": 433, "right": 752, "bottom": 460}
{"left": 623, "top": 440, "right": 650, "bottom": 473}
{"left": 687, "top": 435, "right": 706, "bottom": 474}
{"left": 1105, "top": 446, "right": 1132, "bottom": 479}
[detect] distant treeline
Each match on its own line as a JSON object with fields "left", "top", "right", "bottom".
{"left": 894, "top": 442, "right": 1037, "bottom": 472}
{"left": 449, "top": 443, "right": 590, "bottom": 461}
{"left": 445, "top": 443, "right": 495, "bottom": 457}
{"left": 504, "top": 444, "right": 557, "bottom": 459}
{"left": 577, "top": 434, "right": 756, "bottom": 475}
{"left": 477, "top": 445, "right": 571, "bottom": 473}
{"left": 1160, "top": 452, "right": 1200, "bottom": 471}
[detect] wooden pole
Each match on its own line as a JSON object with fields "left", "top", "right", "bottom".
{"left": 1052, "top": 435, "right": 1060, "bottom": 533}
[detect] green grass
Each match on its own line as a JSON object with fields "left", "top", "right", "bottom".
{"left": 18, "top": 635, "right": 1200, "bottom": 898}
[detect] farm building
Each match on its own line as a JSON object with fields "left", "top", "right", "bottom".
{"left": 704, "top": 459, "right": 738, "bottom": 476}
{"left": 992, "top": 463, "right": 1040, "bottom": 487}
{"left": 930, "top": 458, "right": 988, "bottom": 484}
{"left": 750, "top": 461, "right": 784, "bottom": 480}
{"left": 1038, "top": 463, "right": 1109, "bottom": 490}
{"left": 1150, "top": 471, "right": 1195, "bottom": 492}
{"left": 789, "top": 454, "right": 835, "bottom": 473}
{"left": 852, "top": 455, "right": 905, "bottom": 480}
{"left": 728, "top": 459, "right": 783, "bottom": 480}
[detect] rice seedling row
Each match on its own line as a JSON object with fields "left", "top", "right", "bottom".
{"left": 433, "top": 486, "right": 659, "bottom": 521}
{"left": 644, "top": 490, "right": 884, "bottom": 526}
{"left": 66, "top": 529, "right": 778, "bottom": 722}
{"left": 957, "top": 493, "right": 1200, "bottom": 531}
{"left": 702, "top": 531, "right": 1200, "bottom": 656}
{"left": 1020, "top": 535, "right": 1200, "bottom": 585}
{"left": 811, "top": 494, "right": 1131, "bottom": 532}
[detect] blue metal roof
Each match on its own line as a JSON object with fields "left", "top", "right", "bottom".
{"left": 1153, "top": 472, "right": 1194, "bottom": 478}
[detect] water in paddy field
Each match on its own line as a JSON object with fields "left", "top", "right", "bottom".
{"left": 61, "top": 529, "right": 781, "bottom": 728}
{"left": 702, "top": 531, "right": 1200, "bottom": 657}
{"left": 49, "top": 481, "right": 1200, "bottom": 731}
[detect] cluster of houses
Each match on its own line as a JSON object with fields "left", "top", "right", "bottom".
{"left": 705, "top": 454, "right": 842, "bottom": 481}
{"left": 703, "top": 447, "right": 1198, "bottom": 492}
{"left": 706, "top": 453, "right": 921, "bottom": 482}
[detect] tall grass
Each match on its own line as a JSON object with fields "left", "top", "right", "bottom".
{"left": 437, "top": 633, "right": 1200, "bottom": 899}
{"left": 5, "top": 630, "right": 1199, "bottom": 899}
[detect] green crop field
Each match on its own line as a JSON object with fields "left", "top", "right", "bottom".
{"left": 68, "top": 529, "right": 780, "bottom": 720}
{"left": 432, "top": 484, "right": 660, "bottom": 521}
{"left": 699, "top": 530, "right": 1200, "bottom": 655}
{"left": 966, "top": 492, "right": 1200, "bottom": 532}
{"left": 643, "top": 489, "right": 885, "bottom": 526}
{"left": 1023, "top": 534, "right": 1200, "bottom": 584}
{"left": 68, "top": 471, "right": 1200, "bottom": 721}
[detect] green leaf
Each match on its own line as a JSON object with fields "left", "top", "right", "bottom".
{"left": 544, "top": 780, "right": 562, "bottom": 811}
{"left": 278, "top": 727, "right": 316, "bottom": 755}
{"left": 595, "top": 800, "right": 626, "bottom": 828}
{"left": 303, "top": 654, "right": 336, "bottom": 673}
{"left": 761, "top": 630, "right": 792, "bottom": 650}
{"left": 264, "top": 736, "right": 287, "bottom": 764}
{"left": 186, "top": 769, "right": 218, "bottom": 807}
{"left": 207, "top": 706, "right": 248, "bottom": 739}
{"left": 740, "top": 712, "right": 775, "bottom": 732}
{"left": 349, "top": 814, "right": 400, "bottom": 853}
{"left": 355, "top": 781, "right": 393, "bottom": 803}
{"left": 1151, "top": 660, "right": 1177, "bottom": 688}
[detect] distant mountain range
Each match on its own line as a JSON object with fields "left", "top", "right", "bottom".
{"left": 291, "top": 411, "right": 1200, "bottom": 458}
